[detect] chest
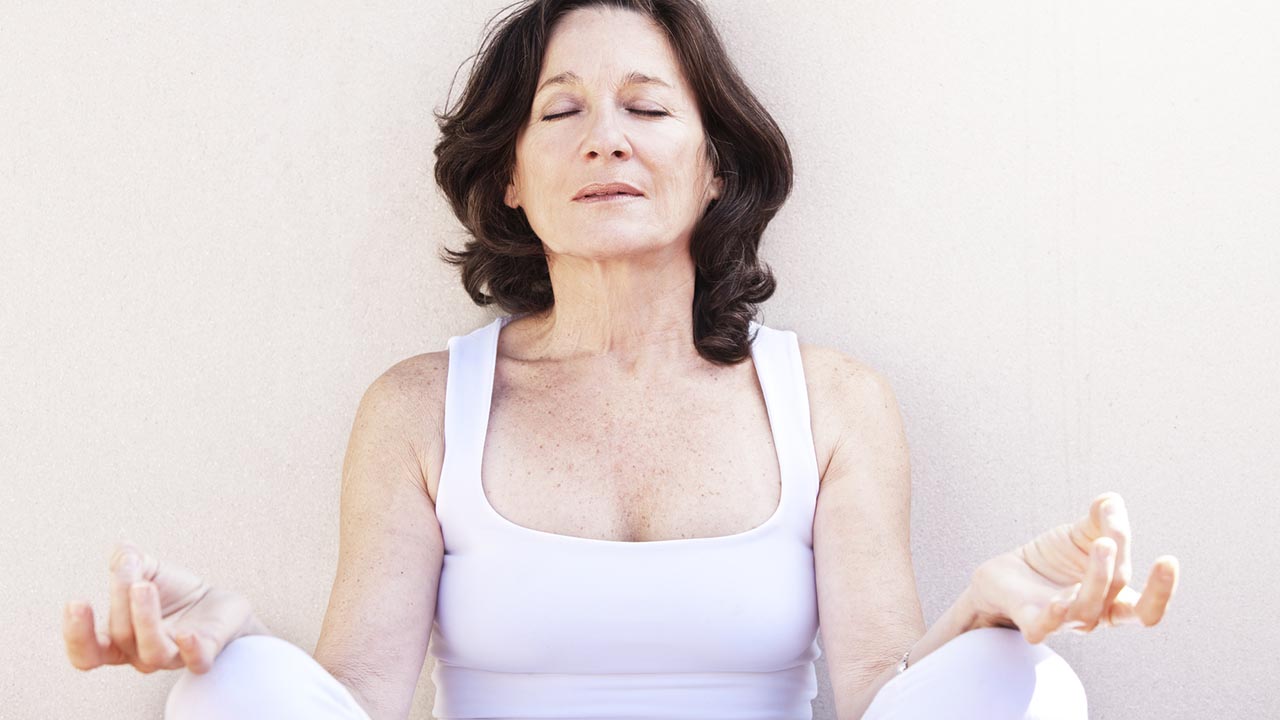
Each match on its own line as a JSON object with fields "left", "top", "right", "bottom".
{"left": 480, "top": 361, "right": 786, "bottom": 543}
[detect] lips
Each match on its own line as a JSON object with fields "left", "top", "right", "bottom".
{"left": 573, "top": 182, "right": 644, "bottom": 201}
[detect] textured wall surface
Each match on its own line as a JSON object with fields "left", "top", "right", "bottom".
{"left": 4, "top": 1, "right": 1276, "bottom": 718}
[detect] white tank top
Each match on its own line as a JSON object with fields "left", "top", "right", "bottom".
{"left": 428, "top": 314, "right": 824, "bottom": 719}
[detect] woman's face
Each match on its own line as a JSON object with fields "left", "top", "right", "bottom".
{"left": 505, "top": 6, "right": 723, "bottom": 261}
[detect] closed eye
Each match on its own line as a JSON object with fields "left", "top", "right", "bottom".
{"left": 542, "top": 110, "right": 669, "bottom": 121}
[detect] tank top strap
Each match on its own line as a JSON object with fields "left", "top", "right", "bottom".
{"left": 442, "top": 315, "right": 503, "bottom": 472}
{"left": 747, "top": 320, "right": 822, "bottom": 546}
{"left": 437, "top": 315, "right": 508, "bottom": 553}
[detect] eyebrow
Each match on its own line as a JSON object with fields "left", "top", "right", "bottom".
{"left": 535, "top": 70, "right": 673, "bottom": 97}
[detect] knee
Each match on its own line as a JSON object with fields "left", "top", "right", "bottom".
{"left": 164, "top": 635, "right": 309, "bottom": 720}
{"left": 957, "top": 627, "right": 1089, "bottom": 720}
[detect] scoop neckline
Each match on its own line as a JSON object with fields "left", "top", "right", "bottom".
{"left": 472, "top": 313, "right": 786, "bottom": 547}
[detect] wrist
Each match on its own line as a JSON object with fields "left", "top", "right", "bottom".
{"left": 902, "top": 585, "right": 983, "bottom": 673}
{"left": 956, "top": 583, "right": 986, "bottom": 632}
{"left": 958, "top": 581, "right": 1017, "bottom": 633}
{"left": 235, "top": 612, "right": 272, "bottom": 640}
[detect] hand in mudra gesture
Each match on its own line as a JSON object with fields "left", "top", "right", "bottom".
{"left": 62, "top": 541, "right": 257, "bottom": 674}
{"left": 966, "top": 492, "right": 1181, "bottom": 645}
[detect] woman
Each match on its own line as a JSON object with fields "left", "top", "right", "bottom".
{"left": 62, "top": 1, "right": 1181, "bottom": 718}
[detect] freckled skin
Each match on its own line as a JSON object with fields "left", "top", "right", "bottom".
{"left": 480, "top": 352, "right": 784, "bottom": 542}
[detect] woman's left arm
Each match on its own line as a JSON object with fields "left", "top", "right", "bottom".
{"left": 840, "top": 493, "right": 1180, "bottom": 720}
{"left": 806, "top": 344, "right": 1180, "bottom": 718}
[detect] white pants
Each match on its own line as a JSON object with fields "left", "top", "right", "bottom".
{"left": 164, "top": 635, "right": 371, "bottom": 720}
{"left": 862, "top": 627, "right": 1089, "bottom": 720}
{"left": 165, "top": 628, "right": 1087, "bottom": 720}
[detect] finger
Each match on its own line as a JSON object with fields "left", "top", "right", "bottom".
{"left": 127, "top": 545, "right": 210, "bottom": 610}
{"left": 1065, "top": 537, "right": 1117, "bottom": 632}
{"left": 108, "top": 545, "right": 144, "bottom": 665}
{"left": 1018, "top": 597, "right": 1072, "bottom": 645}
{"left": 175, "top": 630, "right": 214, "bottom": 674}
{"left": 1095, "top": 494, "right": 1132, "bottom": 612}
{"left": 1067, "top": 494, "right": 1132, "bottom": 618}
{"left": 1097, "top": 556, "right": 1180, "bottom": 628}
{"left": 130, "top": 581, "right": 181, "bottom": 671}
{"left": 1134, "top": 556, "right": 1180, "bottom": 626}
{"left": 63, "top": 600, "right": 103, "bottom": 670}
{"left": 112, "top": 541, "right": 162, "bottom": 585}
{"left": 1098, "top": 585, "right": 1145, "bottom": 627}
{"left": 63, "top": 600, "right": 127, "bottom": 670}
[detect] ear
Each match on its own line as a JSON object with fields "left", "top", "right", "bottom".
{"left": 504, "top": 181, "right": 519, "bottom": 209}
{"left": 709, "top": 174, "right": 724, "bottom": 200}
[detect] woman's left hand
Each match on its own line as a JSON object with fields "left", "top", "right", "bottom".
{"left": 964, "top": 492, "right": 1180, "bottom": 644}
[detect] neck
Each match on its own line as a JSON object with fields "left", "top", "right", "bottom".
{"left": 517, "top": 249, "right": 701, "bottom": 375}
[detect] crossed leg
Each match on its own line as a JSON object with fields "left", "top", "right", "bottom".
{"left": 861, "top": 627, "right": 1089, "bottom": 720}
{"left": 166, "top": 626, "right": 1087, "bottom": 720}
{"left": 164, "top": 635, "right": 371, "bottom": 720}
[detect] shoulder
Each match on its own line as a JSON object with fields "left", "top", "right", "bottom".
{"left": 361, "top": 349, "right": 450, "bottom": 421}
{"left": 796, "top": 340, "right": 896, "bottom": 408}
{"left": 795, "top": 339, "right": 900, "bottom": 483}
{"left": 354, "top": 349, "right": 451, "bottom": 489}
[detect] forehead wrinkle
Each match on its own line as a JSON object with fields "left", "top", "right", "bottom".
{"left": 535, "top": 70, "right": 673, "bottom": 98}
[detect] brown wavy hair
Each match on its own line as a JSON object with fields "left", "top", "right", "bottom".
{"left": 432, "top": 0, "right": 793, "bottom": 364}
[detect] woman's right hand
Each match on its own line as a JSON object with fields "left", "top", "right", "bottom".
{"left": 62, "top": 540, "right": 257, "bottom": 675}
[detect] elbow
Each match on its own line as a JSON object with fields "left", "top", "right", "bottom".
{"left": 324, "top": 667, "right": 407, "bottom": 720}
{"left": 833, "top": 659, "right": 902, "bottom": 720}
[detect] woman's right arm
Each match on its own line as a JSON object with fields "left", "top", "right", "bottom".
{"left": 63, "top": 353, "right": 446, "bottom": 720}
{"left": 311, "top": 354, "right": 449, "bottom": 720}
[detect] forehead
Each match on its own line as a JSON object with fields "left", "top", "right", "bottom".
{"left": 537, "top": 7, "right": 685, "bottom": 92}
{"left": 536, "top": 69, "right": 672, "bottom": 98}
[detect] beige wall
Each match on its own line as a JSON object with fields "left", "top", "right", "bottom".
{"left": 5, "top": 1, "right": 1276, "bottom": 717}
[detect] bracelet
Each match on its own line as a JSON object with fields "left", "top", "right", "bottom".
{"left": 894, "top": 647, "right": 911, "bottom": 675}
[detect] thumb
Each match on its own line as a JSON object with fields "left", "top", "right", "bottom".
{"left": 172, "top": 611, "right": 243, "bottom": 674}
{"left": 1014, "top": 599, "right": 1069, "bottom": 645}
{"left": 173, "top": 628, "right": 225, "bottom": 674}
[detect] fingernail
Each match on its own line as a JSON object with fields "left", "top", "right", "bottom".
{"left": 68, "top": 601, "right": 86, "bottom": 619}
{"left": 130, "top": 582, "right": 149, "bottom": 600}
{"left": 117, "top": 553, "right": 138, "bottom": 575}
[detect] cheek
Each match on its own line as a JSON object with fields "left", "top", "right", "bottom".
{"left": 664, "top": 161, "right": 706, "bottom": 201}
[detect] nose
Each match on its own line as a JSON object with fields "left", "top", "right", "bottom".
{"left": 582, "top": 108, "right": 632, "bottom": 161}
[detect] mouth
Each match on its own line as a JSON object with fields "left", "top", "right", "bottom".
{"left": 574, "top": 192, "right": 645, "bottom": 204}
{"left": 572, "top": 181, "right": 646, "bottom": 201}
